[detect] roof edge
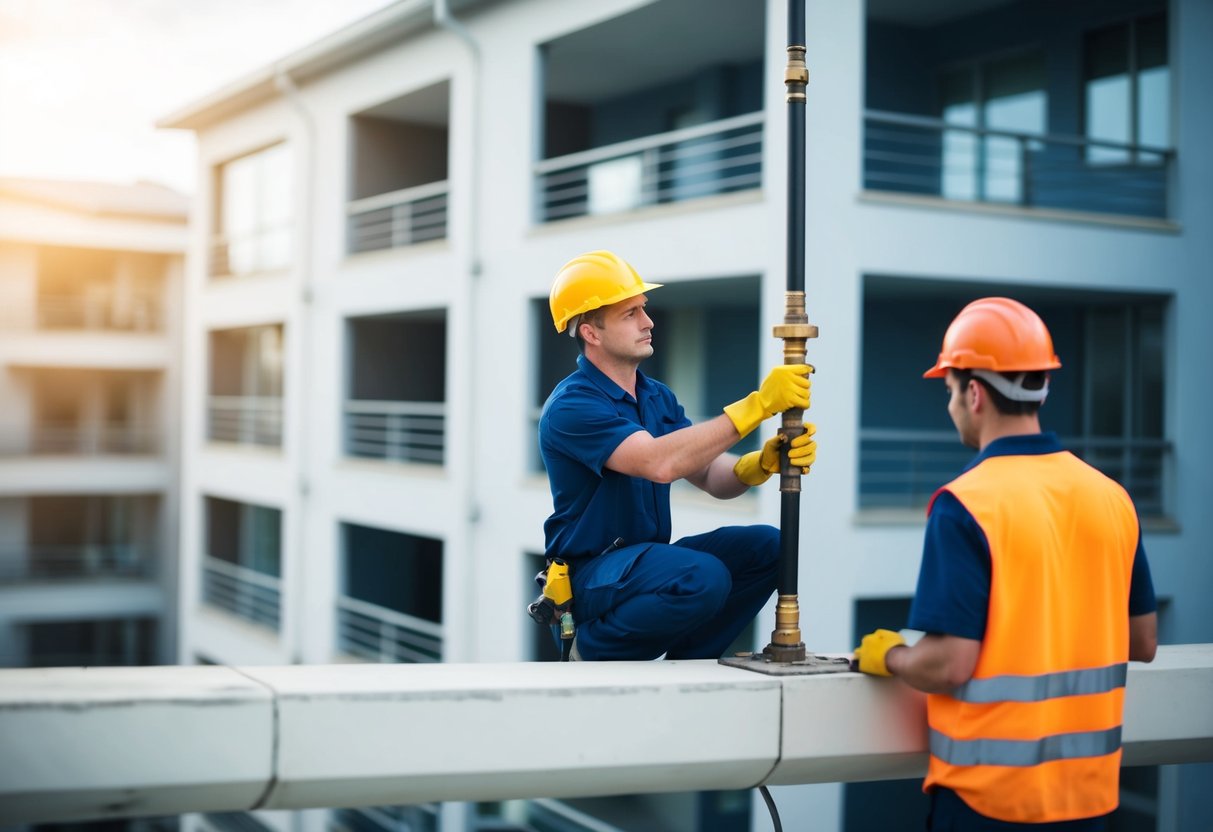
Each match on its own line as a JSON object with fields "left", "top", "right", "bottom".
{"left": 157, "top": 0, "right": 436, "bottom": 132}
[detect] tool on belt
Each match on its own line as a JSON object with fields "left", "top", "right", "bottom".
{"left": 528, "top": 538, "right": 623, "bottom": 662}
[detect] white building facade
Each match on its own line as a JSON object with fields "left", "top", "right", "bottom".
{"left": 161, "top": 0, "right": 1213, "bottom": 830}
{"left": 0, "top": 178, "right": 187, "bottom": 670}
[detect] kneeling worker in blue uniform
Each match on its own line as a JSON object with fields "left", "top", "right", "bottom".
{"left": 539, "top": 250, "right": 815, "bottom": 661}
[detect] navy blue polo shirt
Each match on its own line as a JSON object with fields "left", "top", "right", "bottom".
{"left": 907, "top": 432, "right": 1157, "bottom": 640}
{"left": 540, "top": 354, "right": 692, "bottom": 559}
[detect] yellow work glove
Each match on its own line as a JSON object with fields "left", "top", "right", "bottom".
{"left": 733, "top": 425, "right": 818, "bottom": 486}
{"left": 853, "top": 629, "right": 906, "bottom": 677}
{"left": 723, "top": 364, "right": 812, "bottom": 439}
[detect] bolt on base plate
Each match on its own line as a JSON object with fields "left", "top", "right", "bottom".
{"left": 719, "top": 650, "right": 854, "bottom": 676}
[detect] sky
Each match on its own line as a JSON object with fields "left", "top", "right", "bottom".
{"left": 0, "top": 0, "right": 398, "bottom": 194}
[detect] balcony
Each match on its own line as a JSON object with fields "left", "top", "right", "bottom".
{"left": 859, "top": 429, "right": 1171, "bottom": 514}
{"left": 342, "top": 399, "right": 445, "bottom": 465}
{"left": 336, "top": 595, "right": 442, "bottom": 664}
{"left": 207, "top": 396, "right": 283, "bottom": 447}
{"left": 0, "top": 544, "right": 154, "bottom": 583}
{"left": 0, "top": 423, "right": 158, "bottom": 457}
{"left": 535, "top": 113, "right": 763, "bottom": 223}
{"left": 537, "top": 0, "right": 763, "bottom": 224}
{"left": 347, "top": 81, "right": 449, "bottom": 255}
{"left": 346, "top": 181, "right": 447, "bottom": 254}
{"left": 345, "top": 311, "right": 446, "bottom": 466}
{"left": 863, "top": 111, "right": 1173, "bottom": 219}
{"left": 209, "top": 143, "right": 292, "bottom": 278}
{"left": 207, "top": 324, "right": 284, "bottom": 448}
{"left": 201, "top": 556, "right": 281, "bottom": 631}
{"left": 35, "top": 292, "right": 162, "bottom": 332}
{"left": 864, "top": 0, "right": 1173, "bottom": 222}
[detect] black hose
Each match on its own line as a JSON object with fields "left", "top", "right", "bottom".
{"left": 759, "top": 785, "right": 783, "bottom": 832}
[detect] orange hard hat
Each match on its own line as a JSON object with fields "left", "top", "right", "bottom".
{"left": 549, "top": 250, "right": 661, "bottom": 333}
{"left": 924, "top": 297, "right": 1062, "bottom": 378}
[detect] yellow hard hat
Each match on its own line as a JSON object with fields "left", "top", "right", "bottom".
{"left": 549, "top": 250, "right": 662, "bottom": 333}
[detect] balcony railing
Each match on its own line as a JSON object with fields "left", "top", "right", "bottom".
{"left": 336, "top": 594, "right": 442, "bottom": 664}
{"left": 347, "top": 181, "right": 448, "bottom": 254}
{"left": 0, "top": 545, "right": 154, "bottom": 583}
{"left": 209, "top": 227, "right": 292, "bottom": 278}
{"left": 201, "top": 556, "right": 281, "bottom": 631}
{"left": 331, "top": 804, "right": 439, "bottom": 832}
{"left": 0, "top": 423, "right": 159, "bottom": 457}
{"left": 864, "top": 110, "right": 1174, "bottom": 219}
{"left": 207, "top": 396, "right": 283, "bottom": 447}
{"left": 535, "top": 111, "right": 764, "bottom": 223}
{"left": 859, "top": 428, "right": 1171, "bottom": 514}
{"left": 343, "top": 399, "right": 445, "bottom": 465}
{"left": 35, "top": 293, "right": 162, "bottom": 332}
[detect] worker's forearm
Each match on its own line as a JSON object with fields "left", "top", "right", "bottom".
{"left": 884, "top": 635, "right": 980, "bottom": 694}
{"left": 1129, "top": 612, "right": 1158, "bottom": 663}
{"left": 631, "top": 415, "right": 741, "bottom": 483}
{"left": 696, "top": 453, "right": 749, "bottom": 499}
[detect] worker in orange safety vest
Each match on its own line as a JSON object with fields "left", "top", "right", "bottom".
{"left": 854, "top": 297, "right": 1158, "bottom": 830}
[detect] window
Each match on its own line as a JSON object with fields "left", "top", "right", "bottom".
{"left": 940, "top": 51, "right": 1047, "bottom": 203}
{"left": 207, "top": 325, "right": 285, "bottom": 446}
{"left": 1084, "top": 14, "right": 1169, "bottom": 164}
{"left": 202, "top": 497, "right": 283, "bottom": 630}
{"left": 338, "top": 523, "right": 444, "bottom": 663}
{"left": 344, "top": 311, "right": 447, "bottom": 465}
{"left": 213, "top": 143, "right": 292, "bottom": 276}
{"left": 859, "top": 280, "right": 1170, "bottom": 516}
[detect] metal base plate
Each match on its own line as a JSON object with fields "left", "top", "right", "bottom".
{"left": 719, "top": 650, "right": 854, "bottom": 676}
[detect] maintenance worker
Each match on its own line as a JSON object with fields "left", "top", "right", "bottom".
{"left": 540, "top": 250, "right": 815, "bottom": 661}
{"left": 854, "top": 297, "right": 1158, "bottom": 830}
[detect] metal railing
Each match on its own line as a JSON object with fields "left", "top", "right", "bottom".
{"left": 209, "top": 227, "right": 292, "bottom": 278}
{"left": 0, "top": 545, "right": 154, "bottom": 583}
{"left": 343, "top": 399, "right": 445, "bottom": 465}
{"left": 207, "top": 396, "right": 283, "bottom": 447}
{"left": 859, "top": 428, "right": 1171, "bottom": 514}
{"left": 330, "top": 804, "right": 440, "bottom": 832}
{"left": 0, "top": 423, "right": 159, "bottom": 456}
{"left": 535, "top": 111, "right": 764, "bottom": 222}
{"left": 201, "top": 556, "right": 281, "bottom": 631}
{"left": 33, "top": 293, "right": 162, "bottom": 332}
{"left": 863, "top": 109, "right": 1174, "bottom": 219}
{"left": 336, "top": 594, "right": 442, "bottom": 664}
{"left": 347, "top": 181, "right": 448, "bottom": 254}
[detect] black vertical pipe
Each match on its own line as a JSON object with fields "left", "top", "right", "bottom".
{"left": 787, "top": 0, "right": 806, "bottom": 296}
{"left": 781, "top": 0, "right": 806, "bottom": 599}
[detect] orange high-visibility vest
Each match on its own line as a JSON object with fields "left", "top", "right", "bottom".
{"left": 923, "top": 450, "right": 1138, "bottom": 823}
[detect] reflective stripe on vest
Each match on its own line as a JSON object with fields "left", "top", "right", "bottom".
{"left": 951, "top": 662, "right": 1127, "bottom": 704}
{"left": 930, "top": 726, "right": 1122, "bottom": 768}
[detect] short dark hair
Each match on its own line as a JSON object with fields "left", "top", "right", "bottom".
{"left": 572, "top": 306, "right": 607, "bottom": 354}
{"left": 952, "top": 368, "right": 1047, "bottom": 417}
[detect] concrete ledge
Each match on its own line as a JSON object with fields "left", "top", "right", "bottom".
{"left": 1, "top": 645, "right": 1210, "bottom": 825}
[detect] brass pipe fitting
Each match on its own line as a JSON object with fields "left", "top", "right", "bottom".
{"left": 785, "top": 45, "right": 808, "bottom": 103}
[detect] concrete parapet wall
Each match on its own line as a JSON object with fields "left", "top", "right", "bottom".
{"left": 1, "top": 644, "right": 1210, "bottom": 825}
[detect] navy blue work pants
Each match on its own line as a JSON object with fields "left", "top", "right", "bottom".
{"left": 927, "top": 788, "right": 1109, "bottom": 831}
{"left": 568, "top": 525, "right": 779, "bottom": 661}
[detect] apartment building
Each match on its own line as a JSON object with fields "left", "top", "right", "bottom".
{"left": 0, "top": 177, "right": 186, "bottom": 670}
{"left": 160, "top": 0, "right": 1212, "bottom": 830}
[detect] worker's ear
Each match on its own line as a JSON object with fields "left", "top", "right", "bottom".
{"left": 967, "top": 378, "right": 985, "bottom": 412}
{"left": 579, "top": 320, "right": 602, "bottom": 347}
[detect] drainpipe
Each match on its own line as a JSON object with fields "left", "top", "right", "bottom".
{"left": 434, "top": 0, "right": 483, "bottom": 664}
{"left": 274, "top": 66, "right": 317, "bottom": 667}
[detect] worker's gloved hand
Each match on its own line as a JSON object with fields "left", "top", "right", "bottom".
{"left": 733, "top": 425, "right": 818, "bottom": 486}
{"left": 724, "top": 364, "right": 812, "bottom": 439}
{"left": 853, "top": 629, "right": 906, "bottom": 677}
